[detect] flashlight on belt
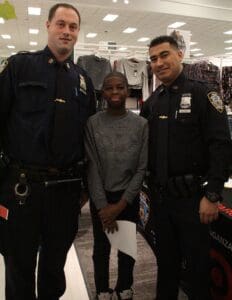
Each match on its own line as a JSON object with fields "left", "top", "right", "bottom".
{"left": 44, "top": 177, "right": 82, "bottom": 187}
{"left": 14, "top": 173, "right": 30, "bottom": 205}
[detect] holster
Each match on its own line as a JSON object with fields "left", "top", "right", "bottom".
{"left": 167, "top": 174, "right": 202, "bottom": 198}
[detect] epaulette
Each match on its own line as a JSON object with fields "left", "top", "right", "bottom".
{"left": 187, "top": 77, "right": 206, "bottom": 85}
{"left": 16, "top": 49, "right": 43, "bottom": 56}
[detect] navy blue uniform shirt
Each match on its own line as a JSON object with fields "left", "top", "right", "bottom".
{"left": 0, "top": 47, "right": 96, "bottom": 168}
{"left": 140, "top": 72, "right": 231, "bottom": 194}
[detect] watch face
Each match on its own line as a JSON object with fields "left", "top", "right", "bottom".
{"left": 206, "top": 192, "right": 221, "bottom": 203}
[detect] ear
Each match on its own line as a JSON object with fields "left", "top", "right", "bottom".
{"left": 177, "top": 49, "right": 184, "bottom": 61}
{"left": 46, "top": 20, "right": 50, "bottom": 30}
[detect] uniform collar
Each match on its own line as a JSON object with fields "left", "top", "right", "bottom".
{"left": 43, "top": 46, "right": 73, "bottom": 70}
{"left": 159, "top": 71, "right": 186, "bottom": 94}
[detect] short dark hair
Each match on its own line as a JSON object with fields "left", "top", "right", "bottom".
{"left": 102, "top": 71, "right": 129, "bottom": 89}
{"left": 149, "top": 35, "right": 179, "bottom": 50}
{"left": 48, "top": 3, "right": 81, "bottom": 26}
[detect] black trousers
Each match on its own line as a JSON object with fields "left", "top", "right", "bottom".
{"left": 0, "top": 172, "right": 80, "bottom": 300}
{"left": 150, "top": 186, "right": 212, "bottom": 300}
{"left": 90, "top": 191, "right": 139, "bottom": 294}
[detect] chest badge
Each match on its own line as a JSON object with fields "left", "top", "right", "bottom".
{"left": 0, "top": 59, "right": 8, "bottom": 74}
{"left": 207, "top": 91, "right": 224, "bottom": 113}
{"left": 79, "top": 74, "right": 87, "bottom": 95}
{"left": 179, "top": 93, "right": 191, "bottom": 113}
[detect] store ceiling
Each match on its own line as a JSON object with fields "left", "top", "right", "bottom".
{"left": 0, "top": 0, "right": 231, "bottom": 58}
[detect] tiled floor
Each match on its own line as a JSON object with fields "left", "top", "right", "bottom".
{"left": 0, "top": 245, "right": 89, "bottom": 300}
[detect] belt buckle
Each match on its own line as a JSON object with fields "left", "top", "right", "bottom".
{"left": 47, "top": 167, "right": 60, "bottom": 176}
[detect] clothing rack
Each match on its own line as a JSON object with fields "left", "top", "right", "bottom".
{"left": 184, "top": 54, "right": 232, "bottom": 68}
{"left": 74, "top": 42, "right": 149, "bottom": 60}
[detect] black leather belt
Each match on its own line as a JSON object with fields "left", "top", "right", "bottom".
{"left": 9, "top": 163, "right": 82, "bottom": 182}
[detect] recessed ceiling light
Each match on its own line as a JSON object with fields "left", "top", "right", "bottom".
{"left": 112, "top": 0, "right": 118, "bottom": 2}
{"left": 123, "top": 27, "right": 137, "bottom": 33}
{"left": 7, "top": 45, "right": 15, "bottom": 49}
{"left": 30, "top": 41, "right": 38, "bottom": 46}
{"left": 190, "top": 48, "right": 201, "bottom": 52}
{"left": 118, "top": 47, "right": 127, "bottom": 51}
{"left": 138, "top": 37, "right": 150, "bottom": 42}
{"left": 11, "top": 52, "right": 16, "bottom": 55}
{"left": 86, "top": 33, "right": 97, "bottom": 38}
{"left": 193, "top": 53, "right": 204, "bottom": 57}
{"left": 28, "top": 7, "right": 41, "bottom": 16}
{"left": 168, "top": 22, "right": 186, "bottom": 29}
{"left": 224, "top": 30, "right": 232, "bottom": 35}
{"left": 224, "top": 40, "right": 232, "bottom": 43}
{"left": 190, "top": 42, "right": 197, "bottom": 46}
{"left": 225, "top": 46, "right": 232, "bottom": 50}
{"left": 29, "top": 29, "right": 39, "bottom": 34}
{"left": 103, "top": 14, "right": 118, "bottom": 22}
{"left": 1, "top": 34, "right": 11, "bottom": 39}
{"left": 0, "top": 18, "right": 5, "bottom": 24}
{"left": 124, "top": 0, "right": 129, "bottom": 4}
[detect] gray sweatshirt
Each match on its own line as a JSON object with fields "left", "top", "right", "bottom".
{"left": 85, "top": 110, "right": 148, "bottom": 209}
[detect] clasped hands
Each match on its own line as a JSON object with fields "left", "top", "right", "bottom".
{"left": 98, "top": 198, "right": 127, "bottom": 233}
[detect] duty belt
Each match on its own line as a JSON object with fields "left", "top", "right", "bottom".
{"left": 149, "top": 173, "right": 204, "bottom": 199}
{"left": 9, "top": 163, "right": 83, "bottom": 184}
{"left": 10, "top": 163, "right": 83, "bottom": 205}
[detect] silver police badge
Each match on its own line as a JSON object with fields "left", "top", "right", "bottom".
{"left": 0, "top": 59, "right": 8, "bottom": 74}
{"left": 179, "top": 93, "right": 191, "bottom": 113}
{"left": 207, "top": 91, "right": 224, "bottom": 113}
{"left": 180, "top": 93, "right": 191, "bottom": 109}
{"left": 79, "top": 74, "right": 87, "bottom": 95}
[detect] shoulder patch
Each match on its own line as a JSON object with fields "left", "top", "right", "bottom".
{"left": 0, "top": 59, "right": 8, "bottom": 74}
{"left": 207, "top": 91, "right": 224, "bottom": 113}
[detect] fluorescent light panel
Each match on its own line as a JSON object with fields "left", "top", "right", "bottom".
{"left": 118, "top": 47, "right": 127, "bottom": 51}
{"left": 190, "top": 42, "right": 197, "bottom": 46}
{"left": 225, "top": 52, "right": 232, "bottom": 55}
{"left": 0, "top": 18, "right": 5, "bottom": 24}
{"left": 224, "top": 30, "right": 232, "bottom": 35}
{"left": 30, "top": 41, "right": 38, "bottom": 46}
{"left": 225, "top": 47, "right": 232, "bottom": 50}
{"left": 193, "top": 53, "right": 204, "bottom": 57}
{"left": 86, "top": 33, "right": 97, "bottom": 38}
{"left": 190, "top": 48, "right": 201, "bottom": 52}
{"left": 123, "top": 27, "right": 137, "bottom": 33}
{"left": 224, "top": 40, "right": 232, "bottom": 43}
{"left": 138, "top": 37, "right": 150, "bottom": 42}
{"left": 103, "top": 14, "right": 118, "bottom": 22}
{"left": 168, "top": 22, "right": 186, "bottom": 28}
{"left": 1, "top": 34, "right": 11, "bottom": 39}
{"left": 7, "top": 45, "right": 15, "bottom": 49}
{"left": 29, "top": 29, "right": 39, "bottom": 34}
{"left": 28, "top": 7, "right": 41, "bottom": 15}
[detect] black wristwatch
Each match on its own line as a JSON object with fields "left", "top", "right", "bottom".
{"left": 205, "top": 191, "right": 222, "bottom": 203}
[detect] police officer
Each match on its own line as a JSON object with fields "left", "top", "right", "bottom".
{"left": 140, "top": 35, "right": 231, "bottom": 300}
{"left": 0, "top": 3, "right": 95, "bottom": 300}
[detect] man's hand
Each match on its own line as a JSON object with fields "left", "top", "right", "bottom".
{"left": 199, "top": 196, "right": 219, "bottom": 224}
{"left": 103, "top": 220, "right": 118, "bottom": 234}
{"left": 98, "top": 198, "right": 127, "bottom": 226}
